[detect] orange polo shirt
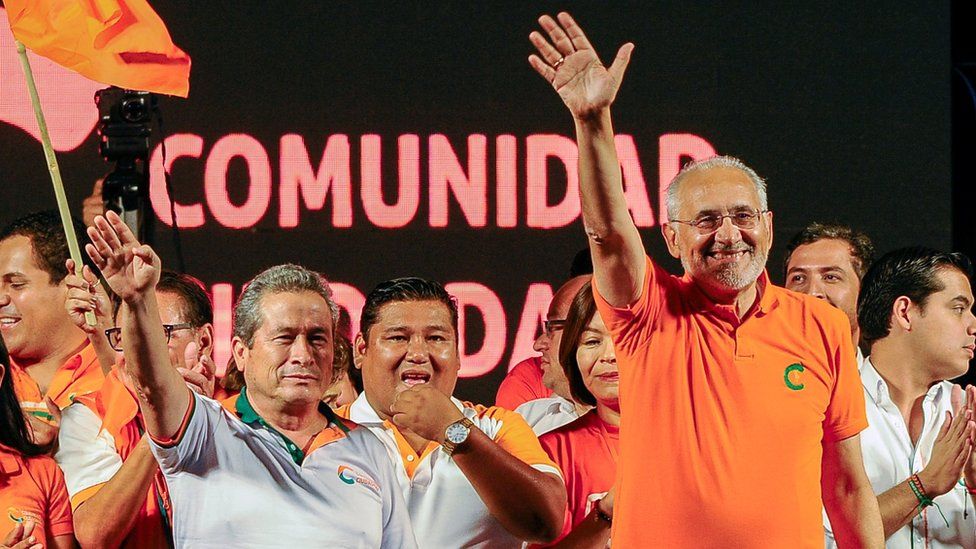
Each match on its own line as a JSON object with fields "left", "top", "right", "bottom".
{"left": 60, "top": 368, "right": 171, "bottom": 548}
{"left": 0, "top": 445, "right": 73, "bottom": 547}
{"left": 596, "top": 257, "right": 866, "bottom": 548}
{"left": 11, "top": 341, "right": 104, "bottom": 417}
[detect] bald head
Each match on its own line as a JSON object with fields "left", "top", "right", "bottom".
{"left": 549, "top": 275, "right": 592, "bottom": 319}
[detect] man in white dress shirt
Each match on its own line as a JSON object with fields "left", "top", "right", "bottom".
{"left": 826, "top": 247, "right": 976, "bottom": 548}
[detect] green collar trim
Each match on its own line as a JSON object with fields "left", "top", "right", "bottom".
{"left": 236, "top": 386, "right": 348, "bottom": 464}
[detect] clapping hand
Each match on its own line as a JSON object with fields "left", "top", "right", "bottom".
{"left": 179, "top": 341, "right": 216, "bottom": 398}
{"left": 919, "top": 389, "right": 975, "bottom": 497}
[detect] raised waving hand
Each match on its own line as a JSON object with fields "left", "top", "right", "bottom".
{"left": 528, "top": 12, "right": 634, "bottom": 120}
{"left": 85, "top": 212, "right": 160, "bottom": 303}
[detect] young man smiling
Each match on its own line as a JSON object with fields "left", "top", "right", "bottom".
{"left": 340, "top": 277, "right": 566, "bottom": 548}
{"left": 830, "top": 247, "right": 976, "bottom": 548}
{"left": 0, "top": 211, "right": 105, "bottom": 446}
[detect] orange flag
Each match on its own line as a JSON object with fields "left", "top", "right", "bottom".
{"left": 4, "top": 0, "right": 190, "bottom": 97}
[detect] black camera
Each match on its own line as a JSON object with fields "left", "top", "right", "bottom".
{"left": 95, "top": 88, "right": 155, "bottom": 161}
{"left": 94, "top": 87, "right": 156, "bottom": 237}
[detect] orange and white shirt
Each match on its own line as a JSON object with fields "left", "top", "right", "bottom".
{"left": 595, "top": 256, "right": 867, "bottom": 548}
{"left": 149, "top": 388, "right": 416, "bottom": 548}
{"left": 11, "top": 341, "right": 104, "bottom": 418}
{"left": 338, "top": 393, "right": 562, "bottom": 548}
{"left": 0, "top": 444, "right": 73, "bottom": 547}
{"left": 56, "top": 368, "right": 170, "bottom": 548}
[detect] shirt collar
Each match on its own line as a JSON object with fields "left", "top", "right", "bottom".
{"left": 861, "top": 356, "right": 946, "bottom": 407}
{"left": 98, "top": 368, "right": 142, "bottom": 435}
{"left": 0, "top": 445, "right": 23, "bottom": 476}
{"left": 683, "top": 270, "right": 779, "bottom": 320}
{"left": 235, "top": 386, "right": 348, "bottom": 464}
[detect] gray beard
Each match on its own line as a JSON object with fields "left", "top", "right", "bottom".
{"left": 682, "top": 249, "right": 768, "bottom": 291}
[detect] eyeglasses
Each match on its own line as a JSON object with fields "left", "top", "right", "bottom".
{"left": 542, "top": 319, "right": 566, "bottom": 336}
{"left": 670, "top": 209, "right": 769, "bottom": 234}
{"left": 104, "top": 323, "right": 195, "bottom": 352}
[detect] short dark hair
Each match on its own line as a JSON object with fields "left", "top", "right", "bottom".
{"left": 157, "top": 270, "right": 213, "bottom": 328}
{"left": 360, "top": 277, "right": 458, "bottom": 340}
{"left": 0, "top": 336, "right": 49, "bottom": 456}
{"left": 858, "top": 247, "right": 973, "bottom": 347}
{"left": 569, "top": 248, "right": 593, "bottom": 278}
{"left": 558, "top": 282, "right": 599, "bottom": 407}
{"left": 0, "top": 210, "right": 98, "bottom": 284}
{"left": 784, "top": 222, "right": 875, "bottom": 279}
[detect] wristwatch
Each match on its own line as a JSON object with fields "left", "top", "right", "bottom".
{"left": 441, "top": 417, "right": 475, "bottom": 456}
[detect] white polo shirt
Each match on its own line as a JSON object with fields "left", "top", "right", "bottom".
{"left": 515, "top": 396, "right": 580, "bottom": 435}
{"left": 342, "top": 393, "right": 562, "bottom": 548}
{"left": 149, "top": 389, "right": 417, "bottom": 548}
{"left": 825, "top": 358, "right": 976, "bottom": 548}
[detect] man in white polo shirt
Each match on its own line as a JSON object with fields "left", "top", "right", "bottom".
{"left": 340, "top": 277, "right": 566, "bottom": 547}
{"left": 84, "top": 211, "right": 416, "bottom": 548}
{"left": 825, "top": 247, "right": 976, "bottom": 548}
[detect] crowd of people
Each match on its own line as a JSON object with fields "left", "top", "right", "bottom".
{"left": 2, "top": 12, "right": 974, "bottom": 549}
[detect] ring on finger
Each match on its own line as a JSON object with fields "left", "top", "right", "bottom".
{"left": 553, "top": 56, "right": 566, "bottom": 69}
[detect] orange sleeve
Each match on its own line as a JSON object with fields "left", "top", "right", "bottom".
{"left": 822, "top": 308, "right": 868, "bottom": 442}
{"left": 42, "top": 459, "right": 74, "bottom": 537}
{"left": 481, "top": 407, "right": 561, "bottom": 474}
{"left": 592, "top": 256, "right": 669, "bottom": 356}
{"left": 495, "top": 358, "right": 551, "bottom": 409}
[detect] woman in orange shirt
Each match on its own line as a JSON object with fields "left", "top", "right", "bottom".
{"left": 537, "top": 282, "right": 619, "bottom": 548}
{"left": 0, "top": 337, "right": 75, "bottom": 549}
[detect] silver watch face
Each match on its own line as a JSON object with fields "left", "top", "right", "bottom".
{"left": 446, "top": 421, "right": 470, "bottom": 444}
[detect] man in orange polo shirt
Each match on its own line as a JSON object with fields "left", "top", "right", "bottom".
{"left": 0, "top": 211, "right": 105, "bottom": 446}
{"left": 529, "top": 13, "right": 883, "bottom": 547}
{"left": 55, "top": 270, "right": 216, "bottom": 548}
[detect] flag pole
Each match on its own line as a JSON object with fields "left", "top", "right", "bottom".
{"left": 15, "top": 39, "right": 97, "bottom": 326}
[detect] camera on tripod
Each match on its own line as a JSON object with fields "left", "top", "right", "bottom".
{"left": 95, "top": 87, "right": 156, "bottom": 239}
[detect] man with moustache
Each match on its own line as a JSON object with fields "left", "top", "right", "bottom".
{"left": 339, "top": 277, "right": 566, "bottom": 547}
{"left": 785, "top": 222, "right": 875, "bottom": 354}
{"left": 529, "top": 12, "right": 882, "bottom": 546}
{"left": 827, "top": 248, "right": 976, "bottom": 548}
{"left": 83, "top": 211, "right": 415, "bottom": 548}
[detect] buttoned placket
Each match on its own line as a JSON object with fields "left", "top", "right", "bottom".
{"left": 872, "top": 377, "right": 946, "bottom": 547}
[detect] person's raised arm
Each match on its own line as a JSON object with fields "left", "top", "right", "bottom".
{"left": 529, "top": 12, "right": 641, "bottom": 308}
{"left": 85, "top": 211, "right": 189, "bottom": 440}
